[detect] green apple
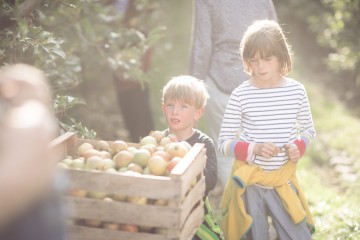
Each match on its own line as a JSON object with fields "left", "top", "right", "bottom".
{"left": 85, "top": 156, "right": 102, "bottom": 170}
{"left": 70, "top": 158, "right": 85, "bottom": 169}
{"left": 133, "top": 148, "right": 151, "bottom": 168}
{"left": 140, "top": 135, "right": 157, "bottom": 147}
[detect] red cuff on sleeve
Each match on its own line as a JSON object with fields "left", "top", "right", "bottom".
{"left": 234, "top": 141, "right": 250, "bottom": 161}
{"left": 294, "top": 139, "right": 306, "bottom": 157}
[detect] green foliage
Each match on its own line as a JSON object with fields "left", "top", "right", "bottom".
{"left": 307, "top": 0, "right": 359, "bottom": 76}
{"left": 0, "top": 0, "right": 164, "bottom": 137}
{"left": 54, "top": 94, "right": 96, "bottom": 139}
{"left": 274, "top": 0, "right": 360, "bottom": 113}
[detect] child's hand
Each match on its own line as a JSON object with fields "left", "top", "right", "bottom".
{"left": 283, "top": 144, "right": 301, "bottom": 163}
{"left": 254, "top": 142, "right": 279, "bottom": 159}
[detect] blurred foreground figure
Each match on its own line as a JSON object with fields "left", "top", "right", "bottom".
{"left": 0, "top": 64, "right": 65, "bottom": 240}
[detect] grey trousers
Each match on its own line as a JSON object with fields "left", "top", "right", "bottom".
{"left": 243, "top": 185, "right": 311, "bottom": 240}
{"left": 205, "top": 76, "right": 233, "bottom": 187}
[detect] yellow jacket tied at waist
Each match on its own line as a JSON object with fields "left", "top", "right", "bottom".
{"left": 221, "top": 161, "right": 315, "bottom": 240}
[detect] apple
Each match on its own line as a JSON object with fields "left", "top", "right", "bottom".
{"left": 68, "top": 188, "right": 87, "bottom": 198}
{"left": 113, "top": 150, "right": 133, "bottom": 169}
{"left": 118, "top": 167, "right": 128, "bottom": 173}
{"left": 127, "top": 196, "right": 147, "bottom": 205}
{"left": 119, "top": 224, "right": 139, "bottom": 232}
{"left": 103, "top": 197, "right": 114, "bottom": 202}
{"left": 112, "top": 193, "right": 127, "bottom": 202}
{"left": 99, "top": 150, "right": 111, "bottom": 159}
{"left": 127, "top": 146, "right": 137, "bottom": 155}
{"left": 133, "top": 148, "right": 151, "bottom": 168}
{"left": 84, "top": 219, "right": 102, "bottom": 228}
{"left": 106, "top": 168, "right": 118, "bottom": 174}
{"left": 140, "top": 135, "right": 157, "bottom": 147}
{"left": 127, "top": 163, "right": 143, "bottom": 174}
{"left": 152, "top": 149, "right": 171, "bottom": 162}
{"left": 140, "top": 144, "right": 156, "bottom": 155}
{"left": 78, "top": 142, "right": 94, "bottom": 157}
{"left": 154, "top": 198, "right": 169, "bottom": 206}
{"left": 167, "top": 133, "right": 178, "bottom": 142}
{"left": 85, "top": 156, "right": 102, "bottom": 170}
{"left": 103, "top": 222, "right": 120, "bottom": 230}
{"left": 166, "top": 142, "right": 188, "bottom": 158}
{"left": 97, "top": 158, "right": 115, "bottom": 171}
{"left": 110, "top": 140, "right": 128, "bottom": 155}
{"left": 155, "top": 227, "right": 168, "bottom": 234}
{"left": 87, "top": 191, "right": 108, "bottom": 199}
{"left": 143, "top": 167, "right": 151, "bottom": 175}
{"left": 94, "top": 140, "right": 110, "bottom": 152}
{"left": 180, "top": 141, "right": 192, "bottom": 151}
{"left": 70, "top": 158, "right": 85, "bottom": 169}
{"left": 148, "top": 155, "right": 167, "bottom": 176}
{"left": 150, "top": 130, "right": 165, "bottom": 143}
{"left": 61, "top": 158, "right": 73, "bottom": 167}
{"left": 159, "top": 136, "right": 172, "bottom": 147}
{"left": 167, "top": 156, "right": 182, "bottom": 172}
{"left": 82, "top": 149, "right": 101, "bottom": 159}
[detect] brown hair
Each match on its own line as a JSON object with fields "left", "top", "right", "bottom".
{"left": 162, "top": 75, "right": 209, "bottom": 109}
{"left": 240, "top": 20, "right": 292, "bottom": 76}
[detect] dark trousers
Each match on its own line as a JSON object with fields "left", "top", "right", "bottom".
{"left": 114, "top": 77, "right": 154, "bottom": 142}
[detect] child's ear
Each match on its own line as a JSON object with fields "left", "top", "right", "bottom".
{"left": 194, "top": 107, "right": 204, "bottom": 121}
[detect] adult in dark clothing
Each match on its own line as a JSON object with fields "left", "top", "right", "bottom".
{"left": 189, "top": 0, "right": 278, "bottom": 187}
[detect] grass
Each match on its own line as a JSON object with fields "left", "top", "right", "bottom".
{"left": 297, "top": 79, "right": 360, "bottom": 240}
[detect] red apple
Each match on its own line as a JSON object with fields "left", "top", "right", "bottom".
{"left": 113, "top": 150, "right": 133, "bottom": 169}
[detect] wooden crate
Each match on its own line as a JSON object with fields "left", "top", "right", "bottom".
{"left": 50, "top": 132, "right": 206, "bottom": 240}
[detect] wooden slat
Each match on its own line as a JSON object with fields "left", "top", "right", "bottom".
{"left": 62, "top": 169, "right": 180, "bottom": 200}
{"left": 67, "top": 225, "right": 173, "bottom": 240}
{"left": 179, "top": 177, "right": 205, "bottom": 227}
{"left": 179, "top": 204, "right": 204, "bottom": 240}
{"left": 178, "top": 149, "right": 207, "bottom": 199}
{"left": 65, "top": 196, "right": 180, "bottom": 228}
{"left": 49, "top": 132, "right": 77, "bottom": 162}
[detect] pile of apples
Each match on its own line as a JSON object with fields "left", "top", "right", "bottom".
{"left": 57, "top": 130, "right": 191, "bottom": 176}
{"left": 58, "top": 131, "right": 192, "bottom": 231}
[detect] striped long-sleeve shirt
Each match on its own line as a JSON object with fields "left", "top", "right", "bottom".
{"left": 218, "top": 78, "right": 316, "bottom": 171}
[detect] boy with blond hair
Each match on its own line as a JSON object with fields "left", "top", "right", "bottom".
{"left": 162, "top": 75, "right": 222, "bottom": 239}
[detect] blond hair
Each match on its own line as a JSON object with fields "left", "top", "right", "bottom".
{"left": 240, "top": 20, "right": 292, "bottom": 76}
{"left": 162, "top": 75, "right": 209, "bottom": 109}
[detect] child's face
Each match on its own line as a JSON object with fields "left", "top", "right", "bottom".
{"left": 162, "top": 99, "right": 202, "bottom": 134}
{"left": 249, "top": 54, "right": 281, "bottom": 82}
